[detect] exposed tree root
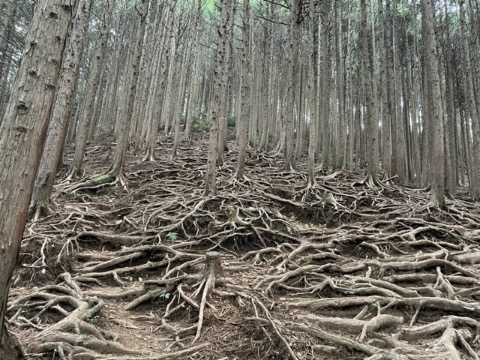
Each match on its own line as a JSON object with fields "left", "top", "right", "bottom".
{"left": 11, "top": 134, "right": 480, "bottom": 359}
{"left": 7, "top": 273, "right": 139, "bottom": 359}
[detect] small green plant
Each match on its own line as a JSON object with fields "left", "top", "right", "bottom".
{"left": 191, "top": 110, "right": 211, "bottom": 132}
{"left": 87, "top": 315, "right": 99, "bottom": 324}
{"left": 227, "top": 115, "right": 236, "bottom": 127}
{"left": 160, "top": 292, "right": 171, "bottom": 300}
{"left": 166, "top": 231, "right": 178, "bottom": 243}
{"left": 369, "top": 302, "right": 379, "bottom": 313}
{"left": 92, "top": 174, "right": 110, "bottom": 184}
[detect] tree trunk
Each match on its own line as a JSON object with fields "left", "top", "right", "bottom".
{"left": 333, "top": 0, "right": 345, "bottom": 170}
{"left": 307, "top": 0, "right": 318, "bottom": 185}
{"left": 0, "top": 0, "right": 74, "bottom": 357}
{"left": 422, "top": 0, "right": 445, "bottom": 207}
{"left": 144, "top": 0, "right": 175, "bottom": 161}
{"left": 29, "top": 0, "right": 92, "bottom": 218}
{"left": 360, "top": 0, "right": 379, "bottom": 186}
{"left": 217, "top": 0, "right": 235, "bottom": 165}
{"left": 378, "top": 0, "right": 392, "bottom": 176}
{"left": 235, "top": 0, "right": 251, "bottom": 179}
{"left": 459, "top": 0, "right": 480, "bottom": 199}
{"left": 205, "top": 0, "right": 230, "bottom": 195}
{"left": 320, "top": 2, "right": 333, "bottom": 169}
{"left": 70, "top": 0, "right": 114, "bottom": 178}
{"left": 108, "top": 0, "right": 150, "bottom": 179}
{"left": 283, "top": 0, "right": 301, "bottom": 170}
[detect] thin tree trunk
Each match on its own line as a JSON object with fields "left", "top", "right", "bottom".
{"left": 307, "top": 0, "right": 318, "bottom": 185}
{"left": 459, "top": 0, "right": 480, "bottom": 199}
{"left": 144, "top": 0, "right": 175, "bottom": 161}
{"left": 235, "top": 0, "right": 251, "bottom": 180}
{"left": 108, "top": 0, "right": 150, "bottom": 180}
{"left": 69, "top": 0, "right": 114, "bottom": 178}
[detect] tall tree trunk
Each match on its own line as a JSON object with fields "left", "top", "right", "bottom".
{"left": 217, "top": 0, "right": 235, "bottom": 165}
{"left": 459, "top": 0, "right": 480, "bottom": 199}
{"left": 258, "top": 3, "right": 272, "bottom": 152}
{"left": 422, "top": 0, "right": 445, "bottom": 207}
{"left": 108, "top": 0, "right": 150, "bottom": 181}
{"left": 172, "top": 34, "right": 194, "bottom": 157}
{"left": 235, "top": 0, "right": 251, "bottom": 179}
{"left": 205, "top": 0, "right": 230, "bottom": 195}
{"left": 333, "top": 0, "right": 345, "bottom": 170}
{"left": 29, "top": 0, "right": 92, "bottom": 218}
{"left": 307, "top": 0, "right": 318, "bottom": 185}
{"left": 0, "top": 0, "right": 74, "bottom": 357}
{"left": 69, "top": 0, "right": 114, "bottom": 178}
{"left": 283, "top": 0, "right": 301, "bottom": 170}
{"left": 320, "top": 2, "right": 333, "bottom": 168}
{"left": 143, "top": 0, "right": 175, "bottom": 161}
{"left": 378, "top": 0, "right": 392, "bottom": 176}
{"left": 360, "top": 0, "right": 379, "bottom": 186}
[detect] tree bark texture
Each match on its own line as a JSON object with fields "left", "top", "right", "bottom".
{"left": 422, "top": 0, "right": 445, "bottom": 207}
{"left": 0, "top": 0, "right": 74, "bottom": 357}
{"left": 71, "top": 0, "right": 114, "bottom": 177}
{"left": 109, "top": 0, "right": 149, "bottom": 177}
{"left": 29, "top": 0, "right": 92, "bottom": 216}
{"left": 205, "top": 0, "right": 230, "bottom": 195}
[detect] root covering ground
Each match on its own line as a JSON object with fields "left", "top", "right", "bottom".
{"left": 8, "top": 134, "right": 480, "bottom": 359}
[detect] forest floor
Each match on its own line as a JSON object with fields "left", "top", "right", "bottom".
{"left": 7, "top": 133, "right": 480, "bottom": 360}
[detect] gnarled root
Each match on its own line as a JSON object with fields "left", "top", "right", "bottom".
{"left": 7, "top": 273, "right": 137, "bottom": 359}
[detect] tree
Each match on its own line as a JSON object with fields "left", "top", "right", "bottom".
{"left": 235, "top": 0, "right": 251, "bottom": 180}
{"left": 108, "top": 0, "right": 150, "bottom": 183}
{"left": 319, "top": 0, "right": 333, "bottom": 169}
{"left": 422, "top": 0, "right": 445, "bottom": 207}
{"left": 459, "top": 0, "right": 480, "bottom": 199}
{"left": 29, "top": 0, "right": 93, "bottom": 218}
{"left": 204, "top": 0, "right": 230, "bottom": 195}
{"left": 307, "top": 0, "right": 318, "bottom": 185}
{"left": 143, "top": 0, "right": 176, "bottom": 161}
{"left": 360, "top": 0, "right": 379, "bottom": 187}
{"left": 0, "top": 0, "right": 74, "bottom": 357}
{"left": 283, "top": 0, "right": 301, "bottom": 171}
{"left": 69, "top": 0, "right": 115, "bottom": 179}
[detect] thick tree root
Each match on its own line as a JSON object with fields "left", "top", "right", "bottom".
{"left": 7, "top": 273, "right": 139, "bottom": 359}
{"left": 13, "top": 135, "right": 480, "bottom": 359}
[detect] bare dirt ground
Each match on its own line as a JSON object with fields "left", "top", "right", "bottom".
{"left": 7, "top": 133, "right": 480, "bottom": 360}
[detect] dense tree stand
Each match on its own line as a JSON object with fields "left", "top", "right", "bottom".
{"left": 8, "top": 134, "right": 480, "bottom": 359}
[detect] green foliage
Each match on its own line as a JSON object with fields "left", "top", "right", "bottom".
{"left": 192, "top": 111, "right": 210, "bottom": 132}
{"left": 166, "top": 231, "right": 178, "bottom": 243}
{"left": 87, "top": 314, "right": 99, "bottom": 324}
{"left": 92, "top": 174, "right": 110, "bottom": 184}
{"left": 227, "top": 115, "right": 236, "bottom": 128}
{"left": 180, "top": 113, "right": 187, "bottom": 124}
{"left": 160, "top": 292, "right": 171, "bottom": 300}
{"left": 396, "top": 3, "right": 408, "bottom": 16}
